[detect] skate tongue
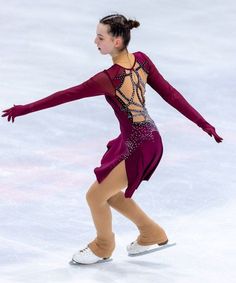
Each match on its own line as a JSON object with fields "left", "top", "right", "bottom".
{"left": 128, "top": 242, "right": 176, "bottom": 257}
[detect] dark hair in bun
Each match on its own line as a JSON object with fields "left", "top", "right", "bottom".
{"left": 127, "top": 19, "right": 140, "bottom": 30}
{"left": 100, "top": 13, "right": 140, "bottom": 51}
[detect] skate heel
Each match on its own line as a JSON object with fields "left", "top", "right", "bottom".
{"left": 158, "top": 239, "right": 168, "bottom": 246}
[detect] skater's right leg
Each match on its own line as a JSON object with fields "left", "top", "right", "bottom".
{"left": 107, "top": 191, "right": 168, "bottom": 245}
{"left": 72, "top": 160, "right": 128, "bottom": 264}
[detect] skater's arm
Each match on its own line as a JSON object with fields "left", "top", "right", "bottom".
{"left": 2, "top": 71, "right": 112, "bottom": 123}
{"left": 143, "top": 52, "right": 223, "bottom": 143}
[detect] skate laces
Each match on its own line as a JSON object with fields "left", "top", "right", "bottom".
{"left": 80, "top": 246, "right": 90, "bottom": 253}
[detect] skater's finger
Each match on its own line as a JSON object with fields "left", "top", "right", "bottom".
{"left": 215, "top": 135, "right": 223, "bottom": 143}
{"left": 2, "top": 108, "right": 12, "bottom": 113}
{"left": 212, "top": 130, "right": 223, "bottom": 143}
{"left": 2, "top": 110, "right": 10, "bottom": 116}
{"left": 2, "top": 110, "right": 12, "bottom": 117}
{"left": 214, "top": 135, "right": 222, "bottom": 143}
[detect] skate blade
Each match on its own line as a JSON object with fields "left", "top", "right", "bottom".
{"left": 128, "top": 242, "right": 176, "bottom": 257}
{"left": 69, "top": 257, "right": 113, "bottom": 265}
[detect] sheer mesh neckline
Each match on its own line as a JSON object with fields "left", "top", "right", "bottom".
{"left": 113, "top": 52, "right": 137, "bottom": 70}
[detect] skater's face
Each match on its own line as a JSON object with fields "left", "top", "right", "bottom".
{"left": 94, "top": 23, "right": 123, "bottom": 55}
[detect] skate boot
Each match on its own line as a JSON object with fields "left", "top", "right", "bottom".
{"left": 71, "top": 245, "right": 112, "bottom": 265}
{"left": 127, "top": 222, "right": 174, "bottom": 256}
{"left": 71, "top": 233, "right": 115, "bottom": 265}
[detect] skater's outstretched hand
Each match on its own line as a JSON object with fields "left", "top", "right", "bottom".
{"left": 1, "top": 104, "right": 31, "bottom": 123}
{"left": 201, "top": 123, "right": 223, "bottom": 143}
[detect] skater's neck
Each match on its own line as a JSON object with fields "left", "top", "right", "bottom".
{"left": 111, "top": 49, "right": 134, "bottom": 68}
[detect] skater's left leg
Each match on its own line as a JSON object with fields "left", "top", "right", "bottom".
{"left": 107, "top": 191, "right": 168, "bottom": 245}
{"left": 85, "top": 159, "right": 128, "bottom": 258}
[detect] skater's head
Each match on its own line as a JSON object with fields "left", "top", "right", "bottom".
{"left": 94, "top": 13, "right": 140, "bottom": 55}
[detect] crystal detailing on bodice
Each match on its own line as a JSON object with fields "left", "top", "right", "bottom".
{"left": 114, "top": 62, "right": 153, "bottom": 124}
{"left": 120, "top": 121, "right": 158, "bottom": 160}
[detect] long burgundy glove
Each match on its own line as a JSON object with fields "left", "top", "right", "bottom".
{"left": 143, "top": 52, "right": 223, "bottom": 143}
{"left": 2, "top": 70, "right": 114, "bottom": 123}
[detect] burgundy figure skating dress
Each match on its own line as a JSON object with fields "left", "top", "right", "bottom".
{"left": 10, "top": 51, "right": 211, "bottom": 198}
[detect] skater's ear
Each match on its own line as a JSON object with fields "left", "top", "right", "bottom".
{"left": 112, "top": 36, "right": 123, "bottom": 49}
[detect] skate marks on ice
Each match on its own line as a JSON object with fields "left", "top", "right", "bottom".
{"left": 128, "top": 242, "right": 177, "bottom": 257}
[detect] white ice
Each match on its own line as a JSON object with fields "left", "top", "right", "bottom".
{"left": 0, "top": 0, "right": 235, "bottom": 282}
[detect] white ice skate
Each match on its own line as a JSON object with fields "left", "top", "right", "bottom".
{"left": 70, "top": 246, "right": 112, "bottom": 265}
{"left": 127, "top": 240, "right": 176, "bottom": 257}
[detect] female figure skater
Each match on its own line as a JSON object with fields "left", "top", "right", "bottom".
{"left": 2, "top": 14, "right": 223, "bottom": 265}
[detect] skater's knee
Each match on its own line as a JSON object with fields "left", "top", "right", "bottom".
{"left": 86, "top": 182, "right": 106, "bottom": 206}
{"left": 86, "top": 183, "right": 96, "bottom": 204}
{"left": 86, "top": 189, "right": 98, "bottom": 205}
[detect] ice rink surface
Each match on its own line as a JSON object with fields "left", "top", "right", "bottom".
{"left": 0, "top": 0, "right": 235, "bottom": 282}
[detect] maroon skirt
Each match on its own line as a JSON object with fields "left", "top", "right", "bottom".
{"left": 94, "top": 129, "right": 163, "bottom": 198}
